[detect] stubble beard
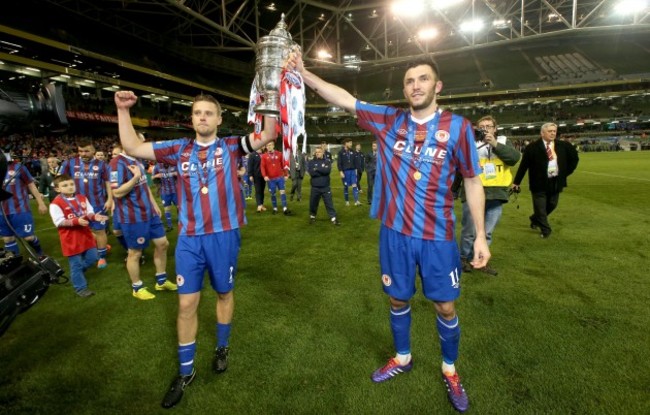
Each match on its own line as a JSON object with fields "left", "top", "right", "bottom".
{"left": 410, "top": 89, "right": 436, "bottom": 112}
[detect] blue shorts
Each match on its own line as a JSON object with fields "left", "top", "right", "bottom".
{"left": 175, "top": 230, "right": 241, "bottom": 295}
{"left": 89, "top": 203, "right": 107, "bottom": 231}
{"left": 121, "top": 216, "right": 165, "bottom": 250}
{"left": 112, "top": 213, "right": 122, "bottom": 232}
{"left": 268, "top": 177, "right": 285, "bottom": 193}
{"left": 379, "top": 225, "right": 461, "bottom": 302}
{"left": 342, "top": 169, "right": 357, "bottom": 187}
{"left": 161, "top": 193, "right": 178, "bottom": 207}
{"left": 0, "top": 212, "right": 35, "bottom": 237}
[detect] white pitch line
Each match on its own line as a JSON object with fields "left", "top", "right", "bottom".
{"left": 579, "top": 171, "right": 650, "bottom": 182}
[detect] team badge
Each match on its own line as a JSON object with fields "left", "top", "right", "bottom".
{"left": 382, "top": 274, "right": 392, "bottom": 287}
{"left": 215, "top": 147, "right": 223, "bottom": 156}
{"left": 136, "top": 237, "right": 145, "bottom": 244}
{"left": 435, "top": 130, "right": 450, "bottom": 143}
{"left": 176, "top": 274, "right": 185, "bottom": 287}
{"left": 93, "top": 166, "right": 99, "bottom": 171}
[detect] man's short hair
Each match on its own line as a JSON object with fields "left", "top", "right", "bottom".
{"left": 77, "top": 138, "right": 94, "bottom": 148}
{"left": 193, "top": 94, "right": 222, "bottom": 115}
{"left": 541, "top": 122, "right": 557, "bottom": 133}
{"left": 405, "top": 57, "right": 441, "bottom": 80}
{"left": 53, "top": 173, "right": 73, "bottom": 187}
{"left": 477, "top": 115, "right": 497, "bottom": 127}
{"left": 344, "top": 138, "right": 352, "bottom": 143}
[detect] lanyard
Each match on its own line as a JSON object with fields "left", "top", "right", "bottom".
{"left": 61, "top": 195, "right": 84, "bottom": 217}
{"left": 190, "top": 141, "right": 216, "bottom": 191}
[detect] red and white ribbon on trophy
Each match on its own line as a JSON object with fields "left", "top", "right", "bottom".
{"left": 248, "top": 69, "right": 307, "bottom": 170}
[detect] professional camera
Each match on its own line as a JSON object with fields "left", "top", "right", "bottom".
{"left": 0, "top": 82, "right": 68, "bottom": 133}
{"left": 474, "top": 128, "right": 486, "bottom": 142}
{"left": 0, "top": 252, "right": 65, "bottom": 336}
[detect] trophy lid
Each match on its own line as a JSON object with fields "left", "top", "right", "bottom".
{"left": 269, "top": 13, "right": 292, "bottom": 40}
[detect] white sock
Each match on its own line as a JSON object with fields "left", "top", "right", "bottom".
{"left": 395, "top": 353, "right": 411, "bottom": 365}
{"left": 442, "top": 361, "right": 456, "bottom": 375}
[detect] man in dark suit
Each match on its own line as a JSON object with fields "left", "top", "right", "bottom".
{"left": 289, "top": 151, "right": 307, "bottom": 202}
{"left": 38, "top": 157, "right": 60, "bottom": 202}
{"left": 512, "top": 123, "right": 579, "bottom": 238}
{"left": 247, "top": 148, "right": 267, "bottom": 213}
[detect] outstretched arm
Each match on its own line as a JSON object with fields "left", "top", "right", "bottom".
{"left": 114, "top": 91, "right": 155, "bottom": 160}
{"left": 289, "top": 51, "right": 357, "bottom": 114}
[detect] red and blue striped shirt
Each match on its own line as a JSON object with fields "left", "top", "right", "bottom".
{"left": 59, "top": 157, "right": 110, "bottom": 212}
{"left": 109, "top": 154, "right": 155, "bottom": 224}
{"left": 153, "top": 136, "right": 249, "bottom": 236}
{"left": 152, "top": 163, "right": 178, "bottom": 196}
{"left": 356, "top": 101, "right": 481, "bottom": 241}
{"left": 2, "top": 162, "right": 34, "bottom": 215}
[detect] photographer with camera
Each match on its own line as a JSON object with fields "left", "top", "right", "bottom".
{"left": 456, "top": 116, "right": 520, "bottom": 276}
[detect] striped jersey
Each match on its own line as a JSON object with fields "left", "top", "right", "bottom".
{"left": 153, "top": 136, "right": 249, "bottom": 236}
{"left": 356, "top": 101, "right": 482, "bottom": 241}
{"left": 2, "top": 162, "right": 34, "bottom": 215}
{"left": 59, "top": 157, "right": 109, "bottom": 211}
{"left": 109, "top": 154, "right": 155, "bottom": 224}
{"left": 152, "top": 163, "right": 178, "bottom": 195}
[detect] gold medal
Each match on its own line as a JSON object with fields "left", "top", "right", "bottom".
{"left": 201, "top": 186, "right": 209, "bottom": 194}
{"left": 413, "top": 171, "right": 422, "bottom": 181}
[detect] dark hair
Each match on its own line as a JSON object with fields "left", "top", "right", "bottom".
{"left": 193, "top": 94, "right": 222, "bottom": 115}
{"left": 53, "top": 173, "right": 73, "bottom": 187}
{"left": 77, "top": 138, "right": 94, "bottom": 148}
{"left": 405, "top": 57, "right": 441, "bottom": 80}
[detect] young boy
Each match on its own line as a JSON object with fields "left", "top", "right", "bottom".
{"left": 49, "top": 174, "right": 109, "bottom": 297}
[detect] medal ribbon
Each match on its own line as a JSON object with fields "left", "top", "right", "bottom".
{"left": 60, "top": 195, "right": 84, "bottom": 217}
{"left": 190, "top": 141, "right": 216, "bottom": 192}
{"left": 407, "top": 109, "right": 441, "bottom": 174}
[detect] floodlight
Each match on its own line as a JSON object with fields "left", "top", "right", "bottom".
{"left": 614, "top": 0, "right": 647, "bottom": 15}
{"left": 460, "top": 19, "right": 484, "bottom": 33}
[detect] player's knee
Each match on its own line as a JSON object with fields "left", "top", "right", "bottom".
{"left": 24, "top": 235, "right": 35, "bottom": 242}
{"left": 127, "top": 249, "right": 142, "bottom": 260}
{"left": 389, "top": 297, "right": 409, "bottom": 309}
{"left": 434, "top": 301, "right": 456, "bottom": 320}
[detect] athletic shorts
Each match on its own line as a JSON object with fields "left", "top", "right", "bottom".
{"left": 175, "top": 230, "right": 241, "bottom": 295}
{"left": 89, "top": 203, "right": 108, "bottom": 231}
{"left": 0, "top": 212, "right": 35, "bottom": 237}
{"left": 341, "top": 169, "right": 357, "bottom": 187}
{"left": 379, "top": 225, "right": 461, "bottom": 302}
{"left": 161, "top": 193, "right": 178, "bottom": 207}
{"left": 121, "top": 216, "right": 165, "bottom": 250}
{"left": 267, "top": 177, "right": 285, "bottom": 193}
{"left": 112, "top": 213, "right": 122, "bottom": 232}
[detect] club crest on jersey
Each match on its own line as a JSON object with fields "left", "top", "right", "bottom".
{"left": 137, "top": 237, "right": 145, "bottom": 244}
{"left": 215, "top": 147, "right": 223, "bottom": 156}
{"left": 93, "top": 166, "right": 99, "bottom": 171}
{"left": 435, "top": 130, "right": 450, "bottom": 143}
{"left": 176, "top": 274, "right": 185, "bottom": 287}
{"left": 382, "top": 274, "right": 392, "bottom": 286}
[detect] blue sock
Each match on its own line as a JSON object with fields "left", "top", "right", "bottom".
{"left": 132, "top": 281, "right": 143, "bottom": 292}
{"left": 116, "top": 235, "right": 128, "bottom": 250}
{"left": 216, "top": 323, "right": 231, "bottom": 348}
{"left": 437, "top": 315, "right": 460, "bottom": 364}
{"left": 390, "top": 305, "right": 412, "bottom": 355}
{"left": 178, "top": 341, "right": 197, "bottom": 376}
{"left": 5, "top": 241, "right": 19, "bottom": 255}
{"left": 343, "top": 186, "right": 349, "bottom": 201}
{"left": 155, "top": 273, "right": 167, "bottom": 285}
{"left": 271, "top": 193, "right": 277, "bottom": 209}
{"left": 280, "top": 193, "right": 287, "bottom": 208}
{"left": 353, "top": 187, "right": 359, "bottom": 203}
{"left": 97, "top": 247, "right": 107, "bottom": 259}
{"left": 28, "top": 237, "right": 43, "bottom": 255}
{"left": 165, "top": 211, "right": 172, "bottom": 227}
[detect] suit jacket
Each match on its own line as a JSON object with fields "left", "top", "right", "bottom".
{"left": 247, "top": 151, "right": 264, "bottom": 180}
{"left": 289, "top": 153, "right": 306, "bottom": 180}
{"left": 513, "top": 138, "right": 579, "bottom": 193}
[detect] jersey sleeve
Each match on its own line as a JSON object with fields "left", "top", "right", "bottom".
{"left": 355, "top": 101, "right": 399, "bottom": 141}
{"left": 19, "top": 165, "right": 34, "bottom": 185}
{"left": 109, "top": 160, "right": 126, "bottom": 189}
{"left": 152, "top": 139, "right": 187, "bottom": 165}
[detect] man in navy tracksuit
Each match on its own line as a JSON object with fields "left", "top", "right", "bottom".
{"left": 308, "top": 147, "right": 339, "bottom": 225}
{"left": 337, "top": 138, "right": 360, "bottom": 206}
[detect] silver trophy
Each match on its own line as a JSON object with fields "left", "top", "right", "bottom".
{"left": 254, "top": 13, "right": 297, "bottom": 116}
